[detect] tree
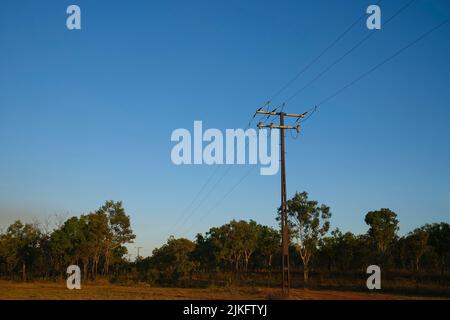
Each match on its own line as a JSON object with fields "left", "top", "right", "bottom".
{"left": 212, "top": 221, "right": 246, "bottom": 271}
{"left": 255, "top": 225, "right": 280, "bottom": 270}
{"left": 48, "top": 200, "right": 135, "bottom": 279}
{"left": 319, "top": 229, "right": 362, "bottom": 271}
{"left": 86, "top": 211, "right": 108, "bottom": 277}
{"left": 50, "top": 216, "right": 90, "bottom": 278}
{"left": 192, "top": 233, "right": 217, "bottom": 271}
{"left": 284, "top": 191, "right": 331, "bottom": 283}
{"left": 365, "top": 208, "right": 399, "bottom": 263}
{"left": 195, "top": 220, "right": 271, "bottom": 273}
{"left": 149, "top": 237, "right": 196, "bottom": 283}
{"left": 96, "top": 200, "right": 135, "bottom": 274}
{"left": 0, "top": 221, "right": 42, "bottom": 280}
{"left": 402, "top": 228, "right": 429, "bottom": 271}
{"left": 424, "top": 223, "right": 450, "bottom": 275}
{"left": 233, "top": 220, "right": 259, "bottom": 272}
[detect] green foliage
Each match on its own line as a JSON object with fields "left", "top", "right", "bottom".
{"left": 95, "top": 200, "right": 136, "bottom": 274}
{"left": 253, "top": 225, "right": 281, "bottom": 270}
{"left": 145, "top": 237, "right": 196, "bottom": 284}
{"left": 397, "top": 228, "right": 429, "bottom": 271}
{"left": 318, "top": 229, "right": 369, "bottom": 271}
{"left": 49, "top": 216, "right": 89, "bottom": 276}
{"left": 364, "top": 208, "right": 399, "bottom": 264}
{"left": 0, "top": 196, "right": 448, "bottom": 288}
{"left": 284, "top": 191, "right": 331, "bottom": 282}
{"left": 424, "top": 223, "right": 450, "bottom": 273}
{"left": 0, "top": 200, "right": 135, "bottom": 281}
{"left": 193, "top": 220, "right": 280, "bottom": 273}
{"left": 0, "top": 221, "right": 41, "bottom": 280}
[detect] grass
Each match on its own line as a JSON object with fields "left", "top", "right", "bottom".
{"left": 0, "top": 280, "right": 446, "bottom": 300}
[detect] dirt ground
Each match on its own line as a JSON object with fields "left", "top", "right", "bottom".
{"left": 0, "top": 280, "right": 446, "bottom": 300}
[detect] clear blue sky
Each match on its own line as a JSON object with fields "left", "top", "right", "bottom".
{"left": 1, "top": 0, "right": 449, "bottom": 258}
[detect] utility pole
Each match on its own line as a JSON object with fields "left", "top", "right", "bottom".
{"left": 135, "top": 246, "right": 143, "bottom": 260}
{"left": 255, "top": 109, "right": 305, "bottom": 295}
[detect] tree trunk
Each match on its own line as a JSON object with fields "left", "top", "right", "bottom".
{"left": 303, "top": 266, "right": 309, "bottom": 283}
{"left": 91, "top": 260, "right": 95, "bottom": 279}
{"left": 95, "top": 258, "right": 99, "bottom": 277}
{"left": 300, "top": 250, "right": 310, "bottom": 285}
{"left": 244, "top": 253, "right": 250, "bottom": 272}
{"left": 83, "top": 258, "right": 89, "bottom": 280}
{"left": 22, "top": 263, "right": 26, "bottom": 281}
{"left": 104, "top": 246, "right": 111, "bottom": 275}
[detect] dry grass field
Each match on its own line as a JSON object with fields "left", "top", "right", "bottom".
{"left": 0, "top": 280, "right": 445, "bottom": 300}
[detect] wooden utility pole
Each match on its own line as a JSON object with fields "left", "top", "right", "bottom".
{"left": 255, "top": 109, "right": 304, "bottom": 295}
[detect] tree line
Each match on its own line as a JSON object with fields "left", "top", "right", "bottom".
{"left": 0, "top": 200, "right": 134, "bottom": 280}
{"left": 137, "top": 192, "right": 449, "bottom": 286}
{"left": 0, "top": 193, "right": 449, "bottom": 288}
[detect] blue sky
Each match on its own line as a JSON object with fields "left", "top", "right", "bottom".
{"left": 1, "top": 0, "right": 449, "bottom": 257}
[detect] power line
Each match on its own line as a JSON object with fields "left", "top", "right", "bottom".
{"left": 266, "top": 0, "right": 382, "bottom": 104}
{"left": 165, "top": 165, "right": 221, "bottom": 238}
{"left": 175, "top": 165, "right": 233, "bottom": 236}
{"left": 247, "top": 1, "right": 382, "bottom": 128}
{"left": 176, "top": 12, "right": 450, "bottom": 296}
{"left": 264, "top": 103, "right": 285, "bottom": 124}
{"left": 176, "top": 2, "right": 433, "bottom": 244}
{"left": 317, "top": 17, "right": 450, "bottom": 107}
{"left": 180, "top": 0, "right": 369, "bottom": 235}
{"left": 180, "top": 121, "right": 302, "bottom": 236}
{"left": 182, "top": 166, "right": 256, "bottom": 236}
{"left": 285, "top": 0, "right": 416, "bottom": 104}
{"left": 247, "top": 102, "right": 270, "bottom": 128}
{"left": 296, "top": 105, "right": 318, "bottom": 125}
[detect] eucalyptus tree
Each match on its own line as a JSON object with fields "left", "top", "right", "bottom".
{"left": 284, "top": 191, "right": 331, "bottom": 283}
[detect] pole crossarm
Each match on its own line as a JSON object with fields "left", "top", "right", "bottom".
{"left": 255, "top": 110, "right": 307, "bottom": 118}
{"left": 257, "top": 123, "right": 300, "bottom": 131}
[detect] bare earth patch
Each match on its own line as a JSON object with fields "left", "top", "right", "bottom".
{"left": 0, "top": 281, "right": 443, "bottom": 300}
